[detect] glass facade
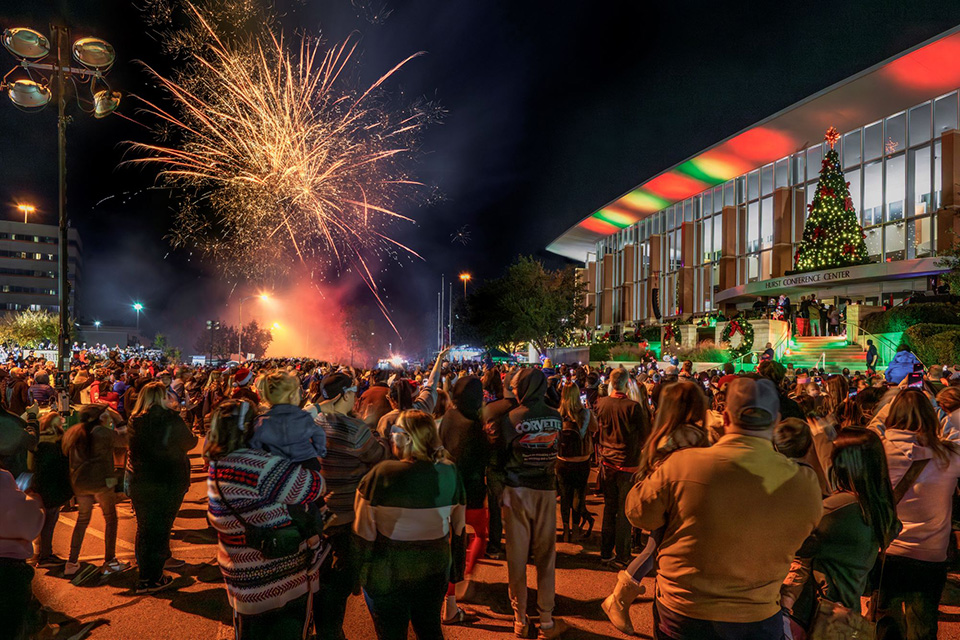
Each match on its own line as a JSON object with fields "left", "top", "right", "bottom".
{"left": 593, "top": 90, "right": 957, "bottom": 324}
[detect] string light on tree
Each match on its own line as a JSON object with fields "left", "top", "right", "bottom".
{"left": 793, "top": 126, "right": 870, "bottom": 273}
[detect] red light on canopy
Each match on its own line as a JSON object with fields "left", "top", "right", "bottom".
{"left": 644, "top": 172, "right": 708, "bottom": 200}
{"left": 723, "top": 126, "right": 796, "bottom": 163}
{"left": 580, "top": 216, "right": 621, "bottom": 234}
{"left": 882, "top": 35, "right": 960, "bottom": 91}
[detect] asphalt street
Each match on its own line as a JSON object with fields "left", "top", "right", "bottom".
{"left": 29, "top": 445, "right": 960, "bottom": 639}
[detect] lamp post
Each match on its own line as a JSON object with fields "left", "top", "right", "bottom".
{"left": 132, "top": 302, "right": 143, "bottom": 332}
{"left": 93, "top": 320, "right": 100, "bottom": 329}
{"left": 459, "top": 272, "right": 471, "bottom": 297}
{"left": 16, "top": 204, "right": 36, "bottom": 224}
{"left": 2, "top": 26, "right": 120, "bottom": 410}
{"left": 237, "top": 293, "right": 268, "bottom": 362}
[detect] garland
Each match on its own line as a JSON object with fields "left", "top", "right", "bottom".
{"left": 661, "top": 320, "right": 682, "bottom": 347}
{"left": 721, "top": 317, "right": 755, "bottom": 359}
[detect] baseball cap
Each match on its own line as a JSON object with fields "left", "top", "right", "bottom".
{"left": 725, "top": 377, "right": 780, "bottom": 429}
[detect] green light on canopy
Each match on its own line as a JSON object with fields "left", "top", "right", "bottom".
{"left": 676, "top": 160, "right": 728, "bottom": 186}
{"left": 593, "top": 209, "right": 633, "bottom": 228}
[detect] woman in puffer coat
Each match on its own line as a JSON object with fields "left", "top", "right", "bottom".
{"left": 884, "top": 345, "right": 921, "bottom": 385}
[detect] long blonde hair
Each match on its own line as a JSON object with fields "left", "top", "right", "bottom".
{"left": 559, "top": 382, "right": 585, "bottom": 424}
{"left": 394, "top": 410, "right": 449, "bottom": 463}
{"left": 132, "top": 381, "right": 167, "bottom": 416}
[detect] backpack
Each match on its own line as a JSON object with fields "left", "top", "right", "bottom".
{"left": 558, "top": 411, "right": 591, "bottom": 459}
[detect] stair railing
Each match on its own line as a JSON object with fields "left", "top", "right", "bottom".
{"left": 844, "top": 321, "right": 924, "bottom": 368}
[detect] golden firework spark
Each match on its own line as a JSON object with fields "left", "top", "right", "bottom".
{"left": 124, "top": 3, "right": 436, "bottom": 332}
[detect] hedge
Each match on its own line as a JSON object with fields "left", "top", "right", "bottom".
{"left": 640, "top": 326, "right": 661, "bottom": 342}
{"left": 904, "top": 324, "right": 960, "bottom": 366}
{"left": 590, "top": 343, "right": 611, "bottom": 361}
{"left": 860, "top": 303, "right": 960, "bottom": 334}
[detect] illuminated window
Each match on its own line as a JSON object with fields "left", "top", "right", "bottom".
{"left": 911, "top": 146, "right": 931, "bottom": 217}
{"left": 885, "top": 113, "right": 905, "bottom": 155}
{"left": 886, "top": 154, "right": 905, "bottom": 222}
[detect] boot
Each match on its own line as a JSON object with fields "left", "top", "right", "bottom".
{"left": 601, "top": 571, "right": 644, "bottom": 636}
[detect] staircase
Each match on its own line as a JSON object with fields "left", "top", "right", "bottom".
{"left": 780, "top": 336, "right": 869, "bottom": 373}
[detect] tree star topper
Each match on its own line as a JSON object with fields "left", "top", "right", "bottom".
{"left": 824, "top": 126, "right": 840, "bottom": 150}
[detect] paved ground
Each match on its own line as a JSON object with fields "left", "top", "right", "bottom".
{"left": 30, "top": 445, "right": 960, "bottom": 639}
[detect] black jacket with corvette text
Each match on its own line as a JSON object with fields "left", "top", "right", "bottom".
{"left": 484, "top": 369, "right": 561, "bottom": 491}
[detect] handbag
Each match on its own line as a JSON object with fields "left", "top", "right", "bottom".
{"left": 212, "top": 466, "right": 306, "bottom": 560}
{"left": 808, "top": 593, "right": 875, "bottom": 640}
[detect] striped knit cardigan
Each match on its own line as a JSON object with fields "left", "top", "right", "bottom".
{"left": 207, "top": 448, "right": 324, "bottom": 615}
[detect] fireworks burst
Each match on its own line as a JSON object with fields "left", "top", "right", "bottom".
{"left": 124, "top": 2, "right": 439, "bottom": 332}
{"left": 450, "top": 224, "right": 471, "bottom": 246}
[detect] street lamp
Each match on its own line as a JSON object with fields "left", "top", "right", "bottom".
{"left": 459, "top": 272, "right": 471, "bottom": 296}
{"left": 238, "top": 293, "right": 269, "bottom": 361}
{"left": 132, "top": 302, "right": 143, "bottom": 332}
{"left": 93, "top": 320, "right": 101, "bottom": 329}
{"left": 16, "top": 203, "right": 36, "bottom": 224}
{"left": 2, "top": 26, "right": 121, "bottom": 406}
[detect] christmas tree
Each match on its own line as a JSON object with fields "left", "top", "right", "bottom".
{"left": 793, "top": 126, "right": 870, "bottom": 273}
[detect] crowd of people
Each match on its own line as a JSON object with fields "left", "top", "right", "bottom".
{"left": 1, "top": 343, "right": 959, "bottom": 640}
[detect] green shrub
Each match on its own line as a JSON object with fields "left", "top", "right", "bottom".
{"left": 589, "top": 342, "right": 611, "bottom": 361}
{"left": 676, "top": 340, "right": 729, "bottom": 363}
{"left": 609, "top": 344, "right": 650, "bottom": 362}
{"left": 904, "top": 324, "right": 960, "bottom": 366}
{"left": 860, "top": 303, "right": 960, "bottom": 334}
{"left": 640, "top": 326, "right": 661, "bottom": 342}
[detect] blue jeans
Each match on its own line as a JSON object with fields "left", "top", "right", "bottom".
{"left": 625, "top": 526, "right": 664, "bottom": 582}
{"left": 654, "top": 599, "right": 787, "bottom": 640}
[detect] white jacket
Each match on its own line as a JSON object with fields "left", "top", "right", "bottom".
{"left": 882, "top": 429, "right": 960, "bottom": 562}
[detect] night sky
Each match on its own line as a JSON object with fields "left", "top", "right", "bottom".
{"left": 0, "top": 0, "right": 958, "bottom": 357}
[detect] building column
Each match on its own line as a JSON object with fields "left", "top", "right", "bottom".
{"left": 678, "top": 221, "right": 695, "bottom": 317}
{"left": 771, "top": 187, "right": 793, "bottom": 277}
{"left": 621, "top": 244, "right": 636, "bottom": 324}
{"left": 717, "top": 205, "right": 737, "bottom": 314}
{"left": 600, "top": 253, "right": 613, "bottom": 327}
{"left": 646, "top": 234, "right": 661, "bottom": 319}
{"left": 937, "top": 128, "right": 960, "bottom": 255}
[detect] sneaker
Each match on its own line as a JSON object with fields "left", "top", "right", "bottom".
{"left": 63, "top": 562, "right": 81, "bottom": 577}
{"left": 164, "top": 558, "right": 186, "bottom": 569}
{"left": 486, "top": 545, "right": 504, "bottom": 560}
{"left": 102, "top": 559, "right": 131, "bottom": 575}
{"left": 514, "top": 620, "right": 536, "bottom": 639}
{"left": 135, "top": 574, "right": 174, "bottom": 595}
{"left": 538, "top": 619, "right": 568, "bottom": 640}
{"left": 37, "top": 555, "right": 67, "bottom": 568}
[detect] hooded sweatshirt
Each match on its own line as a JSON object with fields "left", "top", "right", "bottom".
{"left": 439, "top": 376, "right": 488, "bottom": 508}
{"left": 0, "top": 469, "right": 44, "bottom": 560}
{"left": 484, "top": 369, "right": 561, "bottom": 491}
{"left": 882, "top": 429, "right": 960, "bottom": 562}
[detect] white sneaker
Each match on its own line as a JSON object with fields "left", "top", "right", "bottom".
{"left": 101, "top": 559, "right": 131, "bottom": 575}
{"left": 63, "top": 561, "right": 80, "bottom": 577}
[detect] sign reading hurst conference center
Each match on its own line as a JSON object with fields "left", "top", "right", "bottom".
{"left": 765, "top": 268, "right": 853, "bottom": 289}
{"left": 715, "top": 257, "right": 946, "bottom": 303}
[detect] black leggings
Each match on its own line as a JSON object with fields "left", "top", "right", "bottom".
{"left": 556, "top": 459, "right": 591, "bottom": 532}
{"left": 236, "top": 594, "right": 310, "bottom": 640}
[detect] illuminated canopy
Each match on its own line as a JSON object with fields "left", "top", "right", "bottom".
{"left": 547, "top": 25, "right": 960, "bottom": 261}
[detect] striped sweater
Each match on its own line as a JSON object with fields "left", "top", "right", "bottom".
{"left": 354, "top": 458, "right": 466, "bottom": 594}
{"left": 315, "top": 411, "right": 387, "bottom": 525}
{"left": 207, "top": 448, "right": 324, "bottom": 615}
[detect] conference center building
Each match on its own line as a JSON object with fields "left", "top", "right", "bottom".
{"left": 548, "top": 27, "right": 960, "bottom": 332}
